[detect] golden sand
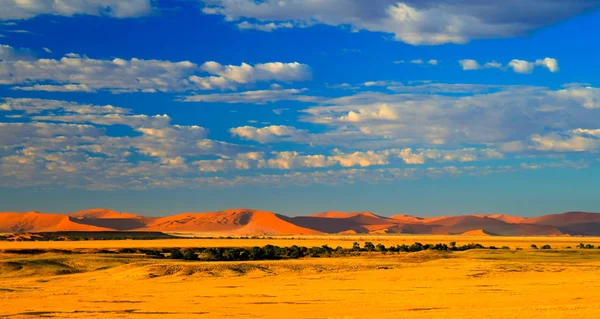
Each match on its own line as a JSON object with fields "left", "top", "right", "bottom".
{"left": 2, "top": 236, "right": 600, "bottom": 318}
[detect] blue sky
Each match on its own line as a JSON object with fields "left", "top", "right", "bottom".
{"left": 1, "top": 1, "right": 599, "bottom": 216}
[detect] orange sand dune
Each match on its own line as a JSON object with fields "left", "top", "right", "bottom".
{"left": 0, "top": 212, "right": 112, "bottom": 232}
{"left": 475, "top": 214, "right": 528, "bottom": 224}
{"left": 1, "top": 209, "right": 599, "bottom": 236}
{"left": 69, "top": 208, "right": 142, "bottom": 219}
{"left": 422, "top": 216, "right": 563, "bottom": 236}
{"left": 311, "top": 211, "right": 384, "bottom": 219}
{"left": 291, "top": 212, "right": 396, "bottom": 234}
{"left": 460, "top": 229, "right": 497, "bottom": 236}
{"left": 69, "top": 208, "right": 154, "bottom": 231}
{"left": 144, "top": 209, "right": 321, "bottom": 235}
{"left": 526, "top": 211, "right": 600, "bottom": 226}
{"left": 389, "top": 214, "right": 425, "bottom": 223}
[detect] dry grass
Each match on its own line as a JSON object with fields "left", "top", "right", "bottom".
{"left": 2, "top": 236, "right": 600, "bottom": 318}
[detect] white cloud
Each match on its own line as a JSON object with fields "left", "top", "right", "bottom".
{"left": 12, "top": 83, "right": 95, "bottom": 92}
{"left": 428, "top": 59, "right": 438, "bottom": 65}
{"left": 459, "top": 59, "right": 481, "bottom": 70}
{"left": 0, "top": 44, "right": 34, "bottom": 61}
{"left": 0, "top": 97, "right": 588, "bottom": 189}
{"left": 182, "top": 88, "right": 318, "bottom": 104}
{"left": 230, "top": 125, "right": 308, "bottom": 143}
{"left": 460, "top": 59, "right": 503, "bottom": 70}
{"left": 461, "top": 58, "right": 559, "bottom": 73}
{"left": 298, "top": 85, "right": 600, "bottom": 149}
{"left": 0, "top": 45, "right": 312, "bottom": 92}
{"left": 237, "top": 21, "right": 294, "bottom": 32}
{"left": 531, "top": 129, "right": 600, "bottom": 152}
{"left": 194, "top": 61, "right": 312, "bottom": 90}
{"left": 410, "top": 59, "right": 424, "bottom": 64}
{"left": 508, "top": 59, "right": 535, "bottom": 74}
{"left": 483, "top": 61, "right": 502, "bottom": 69}
{"left": 337, "top": 104, "right": 399, "bottom": 122}
{"left": 201, "top": 0, "right": 599, "bottom": 45}
{"left": 0, "top": 0, "right": 153, "bottom": 20}
{"left": 556, "top": 86, "right": 599, "bottom": 109}
{"left": 535, "top": 57, "right": 559, "bottom": 72}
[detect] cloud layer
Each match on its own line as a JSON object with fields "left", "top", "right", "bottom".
{"left": 201, "top": 0, "right": 600, "bottom": 45}
{"left": 0, "top": 0, "right": 153, "bottom": 20}
{"left": 0, "top": 45, "right": 312, "bottom": 93}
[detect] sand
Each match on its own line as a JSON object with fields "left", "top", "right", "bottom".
{"left": 2, "top": 238, "right": 600, "bottom": 318}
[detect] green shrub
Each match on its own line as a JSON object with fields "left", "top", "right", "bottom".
{"left": 540, "top": 245, "right": 552, "bottom": 250}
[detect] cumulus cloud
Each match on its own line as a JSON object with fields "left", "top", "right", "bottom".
{"left": 337, "top": 104, "right": 399, "bottom": 122}
{"left": 193, "top": 147, "right": 505, "bottom": 173}
{"left": 298, "top": 85, "right": 600, "bottom": 150}
{"left": 230, "top": 125, "right": 308, "bottom": 143}
{"left": 459, "top": 59, "right": 503, "bottom": 71}
{"left": 461, "top": 58, "right": 559, "bottom": 73}
{"left": 192, "top": 61, "right": 312, "bottom": 90}
{"left": 0, "top": 96, "right": 589, "bottom": 190}
{"left": 0, "top": 45, "right": 312, "bottom": 92}
{"left": 0, "top": 0, "right": 153, "bottom": 20}
{"left": 531, "top": 129, "right": 600, "bottom": 152}
{"left": 508, "top": 59, "right": 535, "bottom": 74}
{"left": 535, "top": 57, "right": 559, "bottom": 72}
{"left": 201, "top": 0, "right": 600, "bottom": 45}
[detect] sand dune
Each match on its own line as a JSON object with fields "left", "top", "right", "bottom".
{"left": 144, "top": 209, "right": 321, "bottom": 235}
{"left": 475, "top": 214, "right": 528, "bottom": 224}
{"left": 0, "top": 212, "right": 112, "bottom": 232}
{"left": 69, "top": 208, "right": 141, "bottom": 219}
{"left": 460, "top": 229, "right": 497, "bottom": 236}
{"left": 527, "top": 211, "right": 600, "bottom": 226}
{"left": 1, "top": 209, "right": 599, "bottom": 236}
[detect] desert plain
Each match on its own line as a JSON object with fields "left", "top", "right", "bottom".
{"left": 2, "top": 235, "right": 600, "bottom": 319}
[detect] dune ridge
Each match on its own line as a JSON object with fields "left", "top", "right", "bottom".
{"left": 0, "top": 209, "right": 599, "bottom": 236}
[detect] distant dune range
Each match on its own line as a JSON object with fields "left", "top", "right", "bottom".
{"left": 1, "top": 208, "right": 600, "bottom": 236}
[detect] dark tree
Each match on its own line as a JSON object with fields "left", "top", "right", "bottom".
{"left": 182, "top": 249, "right": 199, "bottom": 260}
{"left": 170, "top": 249, "right": 184, "bottom": 259}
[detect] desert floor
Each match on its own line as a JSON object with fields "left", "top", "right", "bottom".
{"left": 2, "top": 236, "right": 600, "bottom": 318}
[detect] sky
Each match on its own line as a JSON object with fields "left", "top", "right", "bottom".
{"left": 0, "top": 0, "right": 600, "bottom": 217}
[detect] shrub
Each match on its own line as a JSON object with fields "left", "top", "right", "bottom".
{"left": 501, "top": 246, "right": 510, "bottom": 250}
{"left": 182, "top": 249, "right": 199, "bottom": 260}
{"left": 530, "top": 244, "right": 538, "bottom": 249}
{"left": 449, "top": 241, "right": 456, "bottom": 248}
{"left": 585, "top": 244, "right": 595, "bottom": 249}
{"left": 363, "top": 242, "right": 375, "bottom": 252}
{"left": 352, "top": 242, "right": 360, "bottom": 251}
{"left": 170, "top": 249, "right": 183, "bottom": 259}
{"left": 540, "top": 245, "right": 552, "bottom": 250}
{"left": 375, "top": 244, "right": 387, "bottom": 252}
